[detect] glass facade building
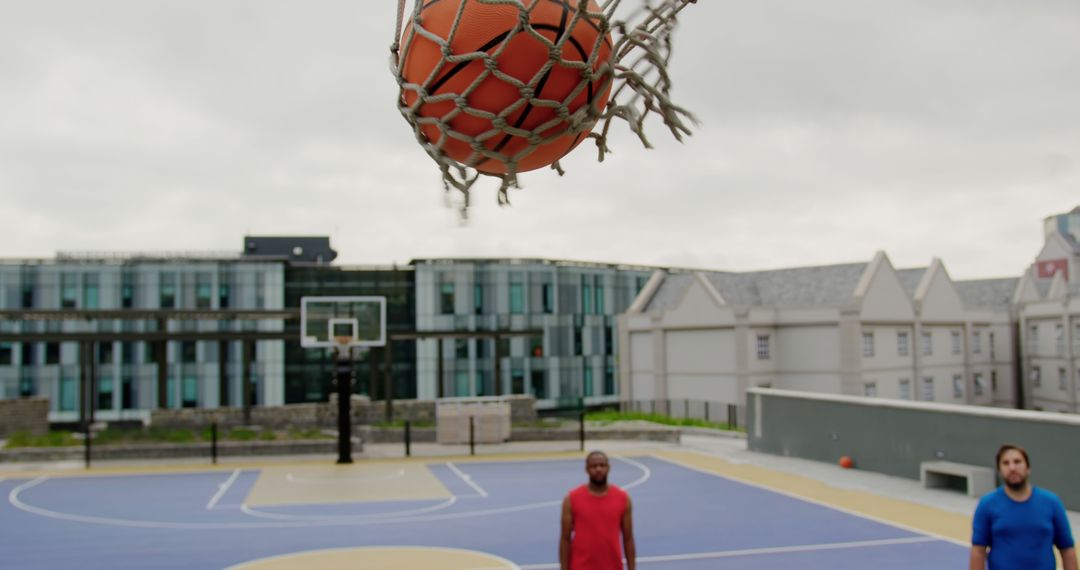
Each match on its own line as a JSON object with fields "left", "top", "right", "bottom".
{"left": 0, "top": 244, "right": 656, "bottom": 421}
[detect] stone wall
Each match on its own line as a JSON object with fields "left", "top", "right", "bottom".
{"left": 150, "top": 395, "right": 538, "bottom": 430}
{"left": 0, "top": 398, "right": 49, "bottom": 438}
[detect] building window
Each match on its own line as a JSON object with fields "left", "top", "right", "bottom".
{"left": 583, "top": 367, "right": 594, "bottom": 397}
{"left": 862, "top": 332, "right": 875, "bottom": 358}
{"left": 1075, "top": 324, "right": 1080, "bottom": 353}
{"left": 1055, "top": 323, "right": 1065, "bottom": 356}
{"left": 218, "top": 274, "right": 231, "bottom": 309}
{"left": 474, "top": 283, "right": 484, "bottom": 315}
{"left": 0, "top": 343, "right": 12, "bottom": 365}
{"left": 59, "top": 374, "right": 77, "bottom": 411}
{"left": 991, "top": 371, "right": 998, "bottom": 392}
{"left": 21, "top": 343, "right": 35, "bottom": 365}
{"left": 972, "top": 331, "right": 982, "bottom": 355}
{"left": 921, "top": 377, "right": 934, "bottom": 401}
{"left": 581, "top": 276, "right": 592, "bottom": 314}
{"left": 921, "top": 332, "right": 933, "bottom": 356}
{"left": 974, "top": 373, "right": 985, "bottom": 396}
{"left": 1059, "top": 368, "right": 1068, "bottom": 391}
{"left": 160, "top": 273, "right": 176, "bottom": 309}
{"left": 511, "top": 369, "right": 525, "bottom": 395}
{"left": 19, "top": 373, "right": 35, "bottom": 397}
{"left": 542, "top": 282, "right": 554, "bottom": 313}
{"left": 530, "top": 335, "right": 543, "bottom": 358}
{"left": 531, "top": 369, "right": 547, "bottom": 399}
{"left": 121, "top": 374, "right": 136, "bottom": 409}
{"left": 61, "top": 273, "right": 78, "bottom": 308}
{"left": 21, "top": 272, "right": 35, "bottom": 308}
{"left": 604, "top": 365, "right": 615, "bottom": 395}
{"left": 454, "top": 339, "right": 468, "bottom": 359}
{"left": 756, "top": 334, "right": 771, "bottom": 360}
{"left": 454, "top": 371, "right": 469, "bottom": 397}
{"left": 83, "top": 273, "right": 99, "bottom": 309}
{"left": 863, "top": 382, "right": 877, "bottom": 397}
{"left": 98, "top": 342, "right": 113, "bottom": 364}
{"left": 574, "top": 327, "right": 583, "bottom": 356}
{"left": 181, "top": 341, "right": 197, "bottom": 363}
{"left": 989, "top": 332, "right": 996, "bottom": 359}
{"left": 898, "top": 378, "right": 911, "bottom": 400}
{"left": 952, "top": 374, "right": 964, "bottom": 399}
{"left": 951, "top": 331, "right": 961, "bottom": 355}
{"left": 1031, "top": 366, "right": 1041, "bottom": 388}
{"left": 196, "top": 274, "right": 213, "bottom": 309}
{"left": 605, "top": 325, "right": 614, "bottom": 356}
{"left": 440, "top": 280, "right": 455, "bottom": 315}
{"left": 595, "top": 276, "right": 605, "bottom": 314}
{"left": 45, "top": 342, "right": 61, "bottom": 365}
{"left": 509, "top": 283, "right": 524, "bottom": 314}
{"left": 121, "top": 272, "right": 135, "bottom": 308}
{"left": 98, "top": 377, "right": 114, "bottom": 410}
{"left": 897, "top": 332, "right": 909, "bottom": 357}
{"left": 1029, "top": 325, "right": 1038, "bottom": 354}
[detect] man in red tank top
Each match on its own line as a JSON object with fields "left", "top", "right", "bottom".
{"left": 559, "top": 450, "right": 636, "bottom": 570}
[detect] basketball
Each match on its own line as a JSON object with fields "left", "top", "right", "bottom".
{"left": 839, "top": 456, "right": 854, "bottom": 469}
{"left": 398, "top": 0, "right": 613, "bottom": 174}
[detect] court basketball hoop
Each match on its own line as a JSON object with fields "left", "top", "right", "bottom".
{"left": 391, "top": 0, "right": 698, "bottom": 217}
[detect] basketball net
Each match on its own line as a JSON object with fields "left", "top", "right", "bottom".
{"left": 391, "top": 0, "right": 698, "bottom": 217}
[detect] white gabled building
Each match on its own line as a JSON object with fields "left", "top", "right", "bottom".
{"left": 1015, "top": 206, "right": 1080, "bottom": 413}
{"left": 618, "top": 252, "right": 1018, "bottom": 413}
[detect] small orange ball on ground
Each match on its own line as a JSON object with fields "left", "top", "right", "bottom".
{"left": 839, "top": 456, "right": 854, "bottom": 469}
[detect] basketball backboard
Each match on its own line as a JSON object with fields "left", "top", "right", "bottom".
{"left": 300, "top": 296, "right": 386, "bottom": 348}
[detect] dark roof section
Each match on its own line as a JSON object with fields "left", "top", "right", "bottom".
{"left": 896, "top": 268, "right": 927, "bottom": 297}
{"left": 954, "top": 278, "right": 1019, "bottom": 309}
{"left": 705, "top": 263, "right": 868, "bottom": 306}
{"left": 242, "top": 236, "right": 337, "bottom": 265}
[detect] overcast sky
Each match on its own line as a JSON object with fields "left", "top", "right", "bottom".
{"left": 1, "top": 0, "right": 1077, "bottom": 280}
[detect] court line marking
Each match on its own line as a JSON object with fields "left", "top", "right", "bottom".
{"left": 517, "top": 536, "right": 942, "bottom": 569}
{"left": 284, "top": 469, "right": 406, "bottom": 484}
{"left": 448, "top": 462, "right": 489, "bottom": 497}
{"left": 5, "top": 457, "right": 653, "bottom": 530}
{"left": 239, "top": 496, "right": 459, "bottom": 521}
{"left": 206, "top": 469, "right": 241, "bottom": 510}
{"left": 657, "top": 451, "right": 969, "bottom": 547}
{"left": 222, "top": 545, "right": 522, "bottom": 570}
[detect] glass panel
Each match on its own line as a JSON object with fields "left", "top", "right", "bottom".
{"left": 510, "top": 283, "right": 524, "bottom": 314}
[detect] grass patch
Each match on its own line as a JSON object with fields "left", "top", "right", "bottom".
{"left": 374, "top": 419, "right": 435, "bottom": 428}
{"left": 4, "top": 430, "right": 80, "bottom": 448}
{"left": 584, "top": 410, "right": 741, "bottom": 431}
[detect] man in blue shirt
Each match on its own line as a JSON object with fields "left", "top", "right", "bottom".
{"left": 970, "top": 444, "right": 1077, "bottom": 570}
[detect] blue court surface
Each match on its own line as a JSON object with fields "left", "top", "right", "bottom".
{"left": 0, "top": 455, "right": 967, "bottom": 569}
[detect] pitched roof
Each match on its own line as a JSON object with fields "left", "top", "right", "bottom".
{"left": 703, "top": 262, "right": 869, "bottom": 307}
{"left": 896, "top": 268, "right": 927, "bottom": 297}
{"left": 954, "top": 278, "right": 1019, "bottom": 309}
{"left": 644, "top": 273, "right": 696, "bottom": 312}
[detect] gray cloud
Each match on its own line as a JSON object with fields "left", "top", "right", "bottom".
{"left": 1, "top": 0, "right": 1077, "bottom": 280}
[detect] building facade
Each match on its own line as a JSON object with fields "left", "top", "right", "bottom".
{"left": 0, "top": 254, "right": 286, "bottom": 423}
{"left": 619, "top": 252, "right": 1019, "bottom": 412}
{"left": 1014, "top": 206, "right": 1080, "bottom": 412}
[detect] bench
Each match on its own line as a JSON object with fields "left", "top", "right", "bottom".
{"left": 920, "top": 461, "right": 995, "bottom": 497}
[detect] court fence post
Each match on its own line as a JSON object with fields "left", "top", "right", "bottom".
{"left": 405, "top": 420, "right": 411, "bottom": 457}
{"left": 84, "top": 419, "right": 91, "bottom": 469}
{"left": 579, "top": 411, "right": 585, "bottom": 452}
{"left": 469, "top": 415, "right": 475, "bottom": 456}
{"left": 211, "top": 423, "right": 218, "bottom": 465}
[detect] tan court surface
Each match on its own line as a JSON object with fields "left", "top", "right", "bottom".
{"left": 225, "top": 546, "right": 518, "bottom": 570}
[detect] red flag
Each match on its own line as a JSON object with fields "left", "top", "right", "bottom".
{"left": 1037, "top": 258, "right": 1068, "bottom": 280}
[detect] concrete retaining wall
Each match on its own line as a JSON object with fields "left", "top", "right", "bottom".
{"left": 0, "top": 398, "right": 49, "bottom": 438}
{"left": 747, "top": 388, "right": 1080, "bottom": 510}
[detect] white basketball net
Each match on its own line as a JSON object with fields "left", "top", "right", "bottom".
{"left": 391, "top": 0, "right": 698, "bottom": 217}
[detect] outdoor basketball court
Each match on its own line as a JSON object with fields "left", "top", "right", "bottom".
{"left": 0, "top": 449, "right": 970, "bottom": 569}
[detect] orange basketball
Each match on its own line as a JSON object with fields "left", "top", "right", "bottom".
{"left": 399, "top": 0, "right": 613, "bottom": 174}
